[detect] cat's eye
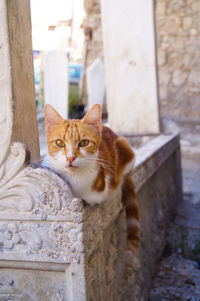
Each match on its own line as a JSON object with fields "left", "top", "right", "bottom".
{"left": 79, "top": 139, "right": 89, "bottom": 147}
{"left": 55, "top": 139, "right": 66, "bottom": 148}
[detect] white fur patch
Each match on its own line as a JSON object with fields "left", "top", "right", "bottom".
{"left": 127, "top": 218, "right": 140, "bottom": 229}
{"left": 123, "top": 157, "right": 135, "bottom": 176}
{"left": 48, "top": 147, "right": 135, "bottom": 206}
{"left": 48, "top": 150, "right": 114, "bottom": 205}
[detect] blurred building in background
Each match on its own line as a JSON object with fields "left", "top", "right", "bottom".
{"left": 31, "top": 0, "right": 85, "bottom": 115}
{"left": 31, "top": 0, "right": 200, "bottom": 152}
{"left": 83, "top": 0, "right": 200, "bottom": 125}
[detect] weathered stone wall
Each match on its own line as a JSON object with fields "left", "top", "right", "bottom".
{"left": 155, "top": 0, "right": 200, "bottom": 121}
{"left": 83, "top": 133, "right": 182, "bottom": 301}
{"left": 83, "top": 0, "right": 200, "bottom": 121}
{"left": 83, "top": 0, "right": 103, "bottom": 67}
{"left": 123, "top": 138, "right": 182, "bottom": 300}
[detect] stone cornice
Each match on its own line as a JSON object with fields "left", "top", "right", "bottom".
{"left": 133, "top": 133, "right": 180, "bottom": 192}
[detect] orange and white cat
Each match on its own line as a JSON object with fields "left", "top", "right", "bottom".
{"left": 45, "top": 104, "right": 140, "bottom": 252}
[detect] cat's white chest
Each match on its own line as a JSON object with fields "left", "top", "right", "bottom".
{"left": 68, "top": 168, "right": 111, "bottom": 205}
{"left": 48, "top": 153, "right": 117, "bottom": 205}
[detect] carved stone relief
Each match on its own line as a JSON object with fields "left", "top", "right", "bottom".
{"left": 0, "top": 268, "right": 65, "bottom": 301}
{"left": 0, "top": 1, "right": 32, "bottom": 214}
{"left": 0, "top": 1, "right": 84, "bottom": 299}
{"left": 0, "top": 164, "right": 78, "bottom": 219}
{"left": 0, "top": 1, "right": 13, "bottom": 170}
{"left": 0, "top": 0, "right": 86, "bottom": 267}
{"left": 0, "top": 219, "right": 84, "bottom": 263}
{"left": 0, "top": 294, "right": 32, "bottom": 301}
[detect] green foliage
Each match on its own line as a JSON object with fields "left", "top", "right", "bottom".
{"left": 69, "top": 84, "right": 79, "bottom": 113}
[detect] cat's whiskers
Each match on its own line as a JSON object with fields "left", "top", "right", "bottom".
{"left": 83, "top": 156, "right": 113, "bottom": 167}
{"left": 83, "top": 158, "right": 114, "bottom": 174}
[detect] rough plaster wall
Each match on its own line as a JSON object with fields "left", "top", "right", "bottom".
{"left": 83, "top": 0, "right": 200, "bottom": 122}
{"left": 83, "top": 0, "right": 103, "bottom": 68}
{"left": 155, "top": 0, "right": 200, "bottom": 121}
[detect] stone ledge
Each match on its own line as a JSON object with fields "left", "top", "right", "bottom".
{"left": 0, "top": 166, "right": 83, "bottom": 222}
{"left": 0, "top": 133, "right": 180, "bottom": 266}
{"left": 133, "top": 133, "right": 180, "bottom": 192}
{"left": 0, "top": 133, "right": 182, "bottom": 300}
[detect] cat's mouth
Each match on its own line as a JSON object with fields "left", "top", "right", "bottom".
{"left": 67, "top": 163, "right": 77, "bottom": 169}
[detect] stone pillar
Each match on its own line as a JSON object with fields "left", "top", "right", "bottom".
{"left": 44, "top": 50, "right": 68, "bottom": 119}
{"left": 2, "top": 0, "right": 40, "bottom": 162}
{"left": 100, "top": 0, "right": 160, "bottom": 135}
{"left": 86, "top": 58, "right": 105, "bottom": 110}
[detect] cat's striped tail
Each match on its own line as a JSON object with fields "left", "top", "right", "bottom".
{"left": 122, "top": 174, "right": 140, "bottom": 254}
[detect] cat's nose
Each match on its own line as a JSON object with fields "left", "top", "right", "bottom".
{"left": 67, "top": 156, "right": 76, "bottom": 164}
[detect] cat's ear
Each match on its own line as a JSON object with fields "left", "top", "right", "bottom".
{"left": 82, "top": 104, "right": 102, "bottom": 131}
{"left": 44, "top": 104, "right": 64, "bottom": 132}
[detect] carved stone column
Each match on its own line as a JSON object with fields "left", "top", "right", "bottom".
{"left": 1, "top": 0, "right": 40, "bottom": 163}
{"left": 0, "top": 1, "right": 87, "bottom": 300}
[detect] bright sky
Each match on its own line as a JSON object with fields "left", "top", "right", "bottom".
{"left": 31, "top": 0, "right": 73, "bottom": 27}
{"left": 30, "top": 0, "right": 85, "bottom": 56}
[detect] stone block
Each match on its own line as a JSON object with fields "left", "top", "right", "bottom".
{"left": 156, "top": 2, "right": 166, "bottom": 15}
{"left": 159, "top": 68, "right": 171, "bottom": 86}
{"left": 192, "top": 1, "right": 200, "bottom": 12}
{"left": 166, "top": 0, "right": 187, "bottom": 15}
{"left": 182, "top": 54, "right": 191, "bottom": 69}
{"left": 86, "top": 58, "right": 105, "bottom": 110}
{"left": 171, "top": 37, "right": 186, "bottom": 51}
{"left": 182, "top": 17, "right": 193, "bottom": 30}
{"left": 44, "top": 50, "right": 68, "bottom": 119}
{"left": 159, "top": 86, "right": 168, "bottom": 101}
{"left": 100, "top": 0, "right": 160, "bottom": 134}
{"left": 0, "top": 269, "right": 66, "bottom": 300}
{"left": 157, "top": 16, "right": 181, "bottom": 34}
{"left": 160, "top": 36, "right": 171, "bottom": 50}
{"left": 84, "top": 0, "right": 101, "bottom": 14}
{"left": 190, "top": 28, "right": 198, "bottom": 36}
{"left": 172, "top": 70, "right": 188, "bottom": 86}
{"left": 157, "top": 50, "right": 167, "bottom": 66}
{"left": 188, "top": 70, "right": 200, "bottom": 87}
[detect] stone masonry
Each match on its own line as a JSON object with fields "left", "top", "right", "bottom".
{"left": 83, "top": 0, "right": 200, "bottom": 122}
{"left": 155, "top": 0, "right": 200, "bottom": 121}
{"left": 83, "top": 0, "right": 103, "bottom": 68}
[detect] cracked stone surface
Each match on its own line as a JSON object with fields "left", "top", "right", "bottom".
{"left": 149, "top": 157, "right": 200, "bottom": 301}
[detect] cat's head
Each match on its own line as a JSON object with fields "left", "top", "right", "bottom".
{"left": 44, "top": 104, "right": 102, "bottom": 173}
